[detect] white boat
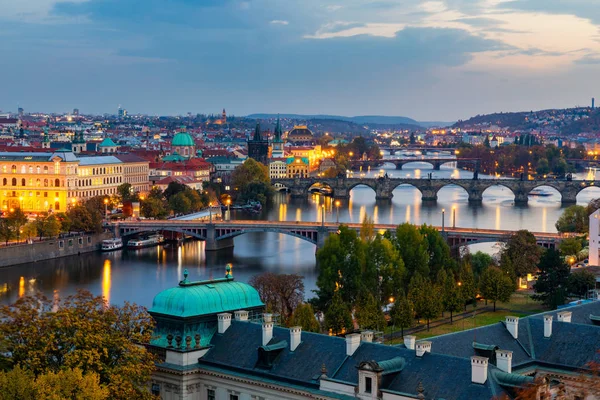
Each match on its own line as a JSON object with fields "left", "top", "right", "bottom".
{"left": 529, "top": 189, "right": 552, "bottom": 197}
{"left": 127, "top": 234, "right": 165, "bottom": 249}
{"left": 101, "top": 238, "right": 123, "bottom": 251}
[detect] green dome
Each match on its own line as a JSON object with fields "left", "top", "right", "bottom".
{"left": 149, "top": 278, "right": 264, "bottom": 318}
{"left": 171, "top": 132, "right": 195, "bottom": 147}
{"left": 99, "top": 137, "right": 117, "bottom": 147}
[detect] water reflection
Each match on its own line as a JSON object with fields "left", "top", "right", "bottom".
{"left": 102, "top": 259, "right": 111, "bottom": 304}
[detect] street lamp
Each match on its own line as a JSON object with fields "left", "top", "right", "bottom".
{"left": 441, "top": 208, "right": 445, "bottom": 233}
{"left": 104, "top": 198, "right": 108, "bottom": 221}
{"left": 321, "top": 204, "right": 325, "bottom": 227}
{"left": 226, "top": 199, "right": 231, "bottom": 221}
{"left": 209, "top": 202, "right": 213, "bottom": 223}
{"left": 452, "top": 206, "right": 456, "bottom": 229}
{"left": 335, "top": 200, "right": 340, "bottom": 224}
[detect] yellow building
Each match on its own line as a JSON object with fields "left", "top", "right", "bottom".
{"left": 0, "top": 151, "right": 149, "bottom": 213}
{"left": 286, "top": 156, "right": 309, "bottom": 178}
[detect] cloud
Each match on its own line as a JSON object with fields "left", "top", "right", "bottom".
{"left": 499, "top": 0, "right": 600, "bottom": 25}
{"left": 575, "top": 56, "right": 600, "bottom": 65}
{"left": 270, "top": 20, "right": 289, "bottom": 25}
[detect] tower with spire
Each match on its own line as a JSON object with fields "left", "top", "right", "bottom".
{"left": 247, "top": 121, "right": 269, "bottom": 164}
{"left": 221, "top": 109, "right": 227, "bottom": 124}
{"left": 271, "top": 115, "right": 285, "bottom": 158}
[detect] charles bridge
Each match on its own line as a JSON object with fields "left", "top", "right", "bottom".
{"left": 112, "top": 220, "right": 565, "bottom": 253}
{"left": 272, "top": 176, "right": 596, "bottom": 204}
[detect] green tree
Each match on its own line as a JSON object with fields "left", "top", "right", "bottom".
{"left": 56, "top": 212, "right": 72, "bottom": 234}
{"left": 420, "top": 225, "right": 456, "bottom": 279}
{"left": 0, "top": 219, "right": 13, "bottom": 244}
{"left": 409, "top": 132, "right": 416, "bottom": 144}
{"left": 288, "top": 303, "right": 320, "bottom": 333}
{"left": 231, "top": 158, "right": 272, "bottom": 205}
{"left": 141, "top": 197, "right": 168, "bottom": 219}
{"left": 470, "top": 251, "right": 495, "bottom": 278}
{"left": 459, "top": 263, "right": 477, "bottom": 310}
{"left": 34, "top": 213, "right": 61, "bottom": 239}
{"left": 21, "top": 222, "right": 37, "bottom": 242}
{"left": 365, "top": 235, "right": 404, "bottom": 304}
{"left": 163, "top": 181, "right": 187, "bottom": 200}
{"left": 536, "top": 158, "right": 550, "bottom": 175}
{"left": 555, "top": 205, "right": 588, "bottom": 233}
{"left": 483, "top": 135, "right": 490, "bottom": 147}
{"left": 0, "top": 366, "right": 37, "bottom": 400}
{"left": 354, "top": 293, "right": 386, "bottom": 331}
{"left": 409, "top": 274, "right": 441, "bottom": 330}
{"left": 532, "top": 249, "right": 570, "bottom": 309}
{"left": 480, "top": 267, "right": 514, "bottom": 311}
{"left": 442, "top": 273, "right": 463, "bottom": 323}
{"left": 389, "top": 223, "right": 429, "bottom": 286}
{"left": 559, "top": 237, "right": 583, "bottom": 257}
{"left": 36, "top": 368, "right": 109, "bottom": 399}
{"left": 324, "top": 291, "right": 353, "bottom": 336}
{"left": 6, "top": 208, "right": 27, "bottom": 241}
{"left": 500, "top": 230, "right": 542, "bottom": 280}
{"left": 390, "top": 295, "right": 414, "bottom": 337}
{"left": 67, "top": 205, "right": 99, "bottom": 233}
{"left": 249, "top": 272, "right": 304, "bottom": 323}
{"left": 0, "top": 290, "right": 155, "bottom": 399}
{"left": 568, "top": 269, "right": 596, "bottom": 299}
{"left": 168, "top": 192, "right": 192, "bottom": 215}
{"left": 315, "top": 225, "right": 365, "bottom": 308}
{"left": 116, "top": 183, "right": 134, "bottom": 203}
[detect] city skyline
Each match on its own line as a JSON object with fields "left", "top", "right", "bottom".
{"left": 1, "top": 0, "right": 599, "bottom": 120}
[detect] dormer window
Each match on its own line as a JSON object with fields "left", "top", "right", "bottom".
{"left": 365, "top": 377, "right": 372, "bottom": 393}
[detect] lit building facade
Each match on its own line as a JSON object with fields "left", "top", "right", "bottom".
{"left": 286, "top": 156, "right": 309, "bottom": 178}
{"left": 268, "top": 159, "right": 288, "bottom": 179}
{"left": 0, "top": 151, "right": 150, "bottom": 213}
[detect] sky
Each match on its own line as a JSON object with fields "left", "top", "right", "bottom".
{"left": 0, "top": 0, "right": 599, "bottom": 121}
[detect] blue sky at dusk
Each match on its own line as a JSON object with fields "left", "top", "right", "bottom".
{"left": 1, "top": 0, "right": 599, "bottom": 120}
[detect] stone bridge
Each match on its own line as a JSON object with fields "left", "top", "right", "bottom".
{"left": 350, "top": 158, "right": 480, "bottom": 170}
{"left": 272, "top": 176, "right": 597, "bottom": 204}
{"left": 379, "top": 147, "right": 456, "bottom": 156}
{"left": 112, "top": 220, "right": 565, "bottom": 253}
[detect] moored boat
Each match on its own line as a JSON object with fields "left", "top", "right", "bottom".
{"left": 101, "top": 238, "right": 123, "bottom": 251}
{"left": 127, "top": 234, "right": 165, "bottom": 249}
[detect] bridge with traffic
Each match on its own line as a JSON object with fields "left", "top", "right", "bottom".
{"left": 112, "top": 219, "right": 566, "bottom": 254}
{"left": 349, "top": 157, "right": 479, "bottom": 170}
{"left": 272, "top": 176, "right": 597, "bottom": 204}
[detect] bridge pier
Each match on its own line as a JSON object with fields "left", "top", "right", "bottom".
{"left": 468, "top": 189, "right": 483, "bottom": 203}
{"left": 514, "top": 191, "right": 529, "bottom": 205}
{"left": 375, "top": 188, "right": 393, "bottom": 201}
{"left": 561, "top": 190, "right": 578, "bottom": 205}
{"left": 421, "top": 189, "right": 437, "bottom": 202}
{"left": 333, "top": 187, "right": 350, "bottom": 199}
{"left": 316, "top": 227, "right": 329, "bottom": 253}
{"left": 433, "top": 161, "right": 441, "bottom": 170}
{"left": 205, "top": 225, "right": 234, "bottom": 251}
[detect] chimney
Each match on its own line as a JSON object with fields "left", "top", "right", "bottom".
{"left": 361, "top": 331, "right": 374, "bottom": 343}
{"left": 495, "top": 350, "right": 513, "bottom": 373}
{"left": 505, "top": 316, "right": 519, "bottom": 339}
{"left": 544, "top": 315, "right": 553, "bottom": 338}
{"left": 290, "top": 326, "right": 302, "bottom": 351}
{"left": 346, "top": 333, "right": 361, "bottom": 356}
{"left": 234, "top": 310, "right": 249, "bottom": 322}
{"left": 262, "top": 316, "right": 274, "bottom": 346}
{"left": 557, "top": 311, "right": 572, "bottom": 323}
{"left": 471, "top": 356, "right": 489, "bottom": 384}
{"left": 416, "top": 341, "right": 432, "bottom": 357}
{"left": 404, "top": 335, "right": 416, "bottom": 350}
{"left": 217, "top": 313, "right": 232, "bottom": 334}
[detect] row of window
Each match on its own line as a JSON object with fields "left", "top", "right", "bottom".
{"left": 125, "top": 166, "right": 147, "bottom": 173}
{"left": 2, "top": 165, "right": 59, "bottom": 174}
{"left": 2, "top": 178, "right": 63, "bottom": 187}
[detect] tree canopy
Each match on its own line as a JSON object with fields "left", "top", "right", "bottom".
{"left": 532, "top": 249, "right": 570, "bottom": 309}
{"left": 479, "top": 267, "right": 514, "bottom": 311}
{"left": 555, "top": 205, "right": 588, "bottom": 233}
{"left": 500, "top": 230, "right": 542, "bottom": 280}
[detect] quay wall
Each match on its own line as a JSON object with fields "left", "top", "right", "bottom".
{"left": 0, "top": 232, "right": 111, "bottom": 268}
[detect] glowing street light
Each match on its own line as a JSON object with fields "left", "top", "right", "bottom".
{"left": 335, "top": 200, "right": 340, "bottom": 224}
{"left": 441, "top": 208, "right": 445, "bottom": 233}
{"left": 452, "top": 206, "right": 456, "bottom": 229}
{"left": 104, "top": 198, "right": 109, "bottom": 221}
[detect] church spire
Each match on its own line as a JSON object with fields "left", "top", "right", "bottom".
{"left": 253, "top": 122, "right": 262, "bottom": 141}
{"left": 274, "top": 115, "right": 282, "bottom": 142}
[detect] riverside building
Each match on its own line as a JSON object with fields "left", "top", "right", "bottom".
{"left": 0, "top": 150, "right": 150, "bottom": 213}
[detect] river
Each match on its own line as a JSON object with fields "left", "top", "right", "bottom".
{"left": 1, "top": 156, "right": 599, "bottom": 308}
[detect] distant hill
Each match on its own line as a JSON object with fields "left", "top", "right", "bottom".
{"left": 246, "top": 114, "right": 450, "bottom": 128}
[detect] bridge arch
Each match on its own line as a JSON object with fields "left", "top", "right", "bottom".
{"left": 481, "top": 183, "right": 516, "bottom": 201}
{"left": 120, "top": 228, "right": 207, "bottom": 241}
{"left": 273, "top": 182, "right": 289, "bottom": 192}
{"left": 575, "top": 185, "right": 600, "bottom": 201}
{"left": 528, "top": 183, "right": 563, "bottom": 201}
{"left": 435, "top": 182, "right": 470, "bottom": 198}
{"left": 215, "top": 227, "right": 318, "bottom": 245}
{"left": 398, "top": 160, "right": 436, "bottom": 170}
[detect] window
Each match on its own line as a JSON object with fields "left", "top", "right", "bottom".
{"left": 230, "top": 395, "right": 239, "bottom": 400}
{"left": 36, "top": 166, "right": 40, "bottom": 174}
{"left": 207, "top": 389, "right": 215, "bottom": 400}
{"left": 21, "top": 166, "right": 26, "bottom": 174}
{"left": 2, "top": 178, "right": 5, "bottom": 186}
{"left": 21, "top": 178, "right": 26, "bottom": 187}
{"left": 78, "top": 238, "right": 83, "bottom": 245}
{"left": 365, "top": 377, "right": 372, "bottom": 394}
{"left": 44, "top": 166, "right": 48, "bottom": 174}
{"left": 68, "top": 239, "right": 73, "bottom": 247}
{"left": 11, "top": 165, "right": 16, "bottom": 173}
{"left": 151, "top": 384, "right": 160, "bottom": 396}
{"left": 59, "top": 241, "right": 64, "bottom": 248}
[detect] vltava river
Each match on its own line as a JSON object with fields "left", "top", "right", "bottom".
{"left": 1, "top": 160, "right": 599, "bottom": 308}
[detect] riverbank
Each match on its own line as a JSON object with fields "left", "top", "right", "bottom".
{"left": 0, "top": 232, "right": 112, "bottom": 268}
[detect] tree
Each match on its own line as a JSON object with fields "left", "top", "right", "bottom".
{"left": 365, "top": 235, "right": 404, "bottom": 304}
{"left": 389, "top": 223, "right": 429, "bottom": 286}
{"left": 559, "top": 237, "right": 583, "bottom": 257}
{"left": 568, "top": 269, "right": 596, "bottom": 299}
{"left": 141, "top": 197, "right": 168, "bottom": 219}
{"left": 288, "top": 303, "right": 320, "bottom": 333}
{"left": 21, "top": 222, "right": 37, "bottom": 242}
{"left": 249, "top": 272, "right": 304, "bottom": 323}
{"left": 535, "top": 158, "right": 550, "bottom": 175}
{"left": 56, "top": 212, "right": 72, "bottom": 234}
{"left": 479, "top": 267, "right": 514, "bottom": 311}
{"left": 6, "top": 208, "right": 27, "bottom": 241}
{"left": 532, "top": 249, "right": 570, "bottom": 309}
{"left": 324, "top": 291, "right": 353, "bottom": 336}
{"left": 231, "top": 158, "right": 272, "bottom": 205}
{"left": 459, "top": 263, "right": 477, "bottom": 310}
{"left": 390, "top": 295, "right": 414, "bottom": 337}
{"left": 163, "top": 181, "right": 187, "bottom": 200}
{"left": 409, "top": 132, "right": 416, "bottom": 144}
{"left": 500, "top": 230, "right": 542, "bottom": 280}
{"left": 116, "top": 183, "right": 134, "bottom": 203}
{"left": 0, "top": 290, "right": 155, "bottom": 400}
{"left": 0, "top": 219, "right": 13, "bottom": 244}
{"left": 483, "top": 135, "right": 490, "bottom": 147}
{"left": 470, "top": 251, "right": 495, "bottom": 278}
{"left": 442, "top": 273, "right": 463, "bottom": 323}
{"left": 420, "top": 225, "right": 456, "bottom": 279}
{"left": 354, "top": 293, "right": 386, "bottom": 331}
{"left": 168, "top": 192, "right": 192, "bottom": 215}
{"left": 408, "top": 274, "right": 441, "bottom": 330}
{"left": 555, "top": 205, "right": 588, "bottom": 233}
{"left": 67, "top": 205, "right": 99, "bottom": 232}
{"left": 34, "top": 213, "right": 61, "bottom": 239}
